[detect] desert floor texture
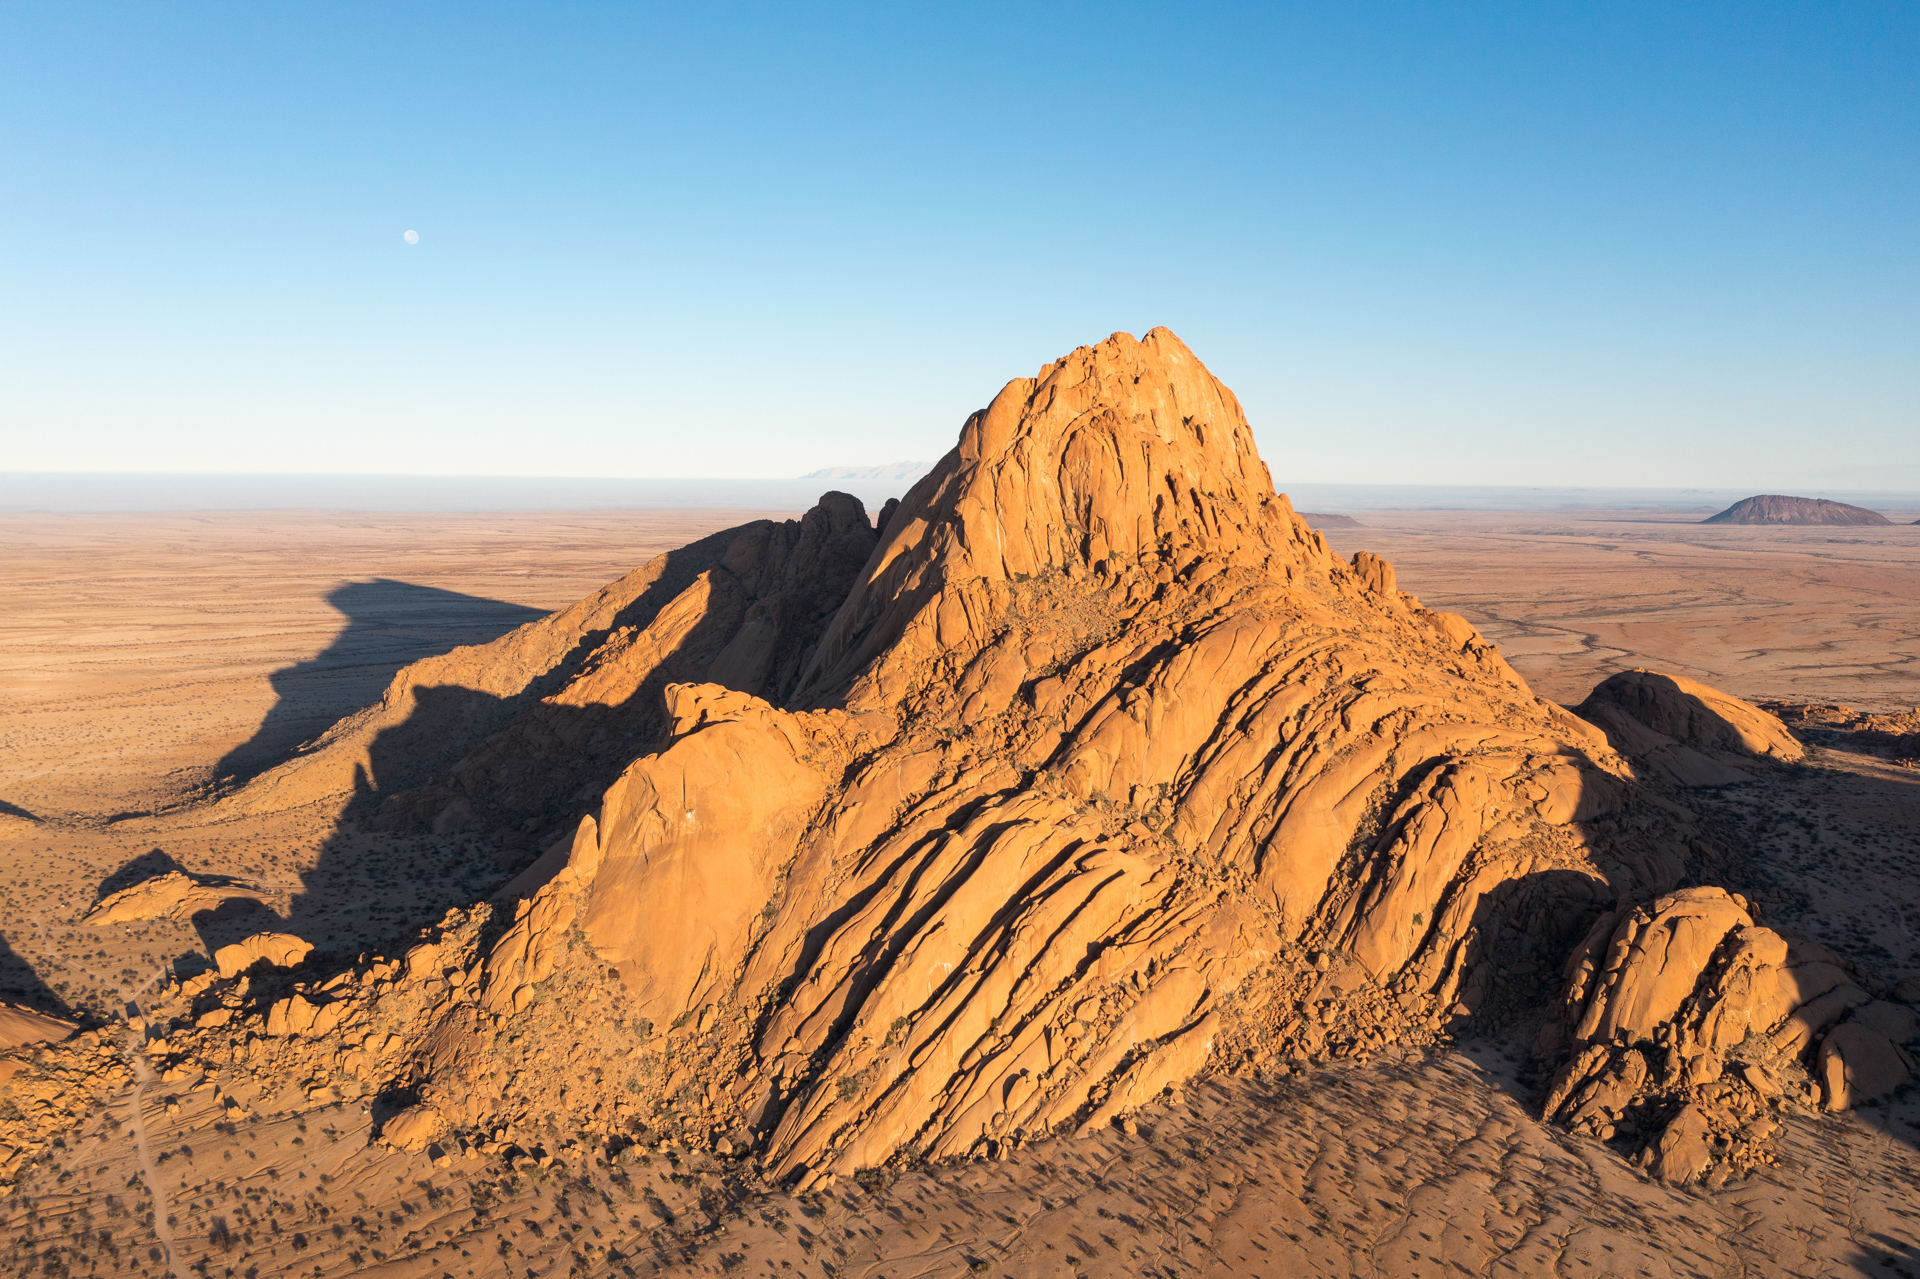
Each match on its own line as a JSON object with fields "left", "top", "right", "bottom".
{"left": 4, "top": 504, "right": 1920, "bottom": 1278}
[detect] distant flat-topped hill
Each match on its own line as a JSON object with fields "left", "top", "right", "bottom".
{"left": 1299, "top": 511, "right": 1360, "bottom": 527}
{"left": 1703, "top": 494, "right": 1891, "bottom": 526}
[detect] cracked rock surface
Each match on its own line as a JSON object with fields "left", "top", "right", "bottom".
{"left": 3, "top": 329, "right": 1918, "bottom": 1277}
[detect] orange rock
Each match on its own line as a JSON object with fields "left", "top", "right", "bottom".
{"left": 213, "top": 932, "right": 313, "bottom": 979}
{"left": 1574, "top": 670, "right": 1803, "bottom": 786}
{"left": 576, "top": 685, "right": 832, "bottom": 1026}
{"left": 1818, "top": 1022, "right": 1913, "bottom": 1109}
{"left": 1571, "top": 888, "right": 1752, "bottom": 1045}
{"left": 524, "top": 330, "right": 1672, "bottom": 1181}
{"left": 1647, "top": 1103, "right": 1714, "bottom": 1185}
{"left": 380, "top": 1103, "right": 442, "bottom": 1151}
{"left": 0, "top": 1004, "right": 75, "bottom": 1052}
{"left": 208, "top": 330, "right": 1750, "bottom": 1182}
{"left": 82, "top": 870, "right": 274, "bottom": 926}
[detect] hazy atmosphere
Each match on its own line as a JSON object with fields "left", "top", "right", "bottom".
{"left": 3, "top": 3, "right": 1915, "bottom": 487}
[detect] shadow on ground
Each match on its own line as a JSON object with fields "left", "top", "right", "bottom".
{"left": 0, "top": 930, "right": 68, "bottom": 1019}
{"left": 214, "top": 578, "right": 548, "bottom": 788}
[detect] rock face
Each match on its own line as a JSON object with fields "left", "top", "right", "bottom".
{"left": 69, "top": 328, "right": 1907, "bottom": 1207}
{"left": 1819, "top": 1022, "right": 1914, "bottom": 1110}
{"left": 158, "top": 328, "right": 1704, "bottom": 1190}
{"left": 1702, "top": 495, "right": 1891, "bottom": 526}
{"left": 1576, "top": 670, "right": 1803, "bottom": 786}
{"left": 1540, "top": 884, "right": 1910, "bottom": 1182}
{"left": 371, "top": 492, "right": 883, "bottom": 848}
{"left": 221, "top": 493, "right": 885, "bottom": 864}
{"left": 212, "top": 932, "right": 314, "bottom": 979}
{"left": 81, "top": 870, "right": 277, "bottom": 926}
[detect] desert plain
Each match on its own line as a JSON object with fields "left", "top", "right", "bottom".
{"left": 3, "top": 343, "right": 1920, "bottom": 1275}
{"left": 2, "top": 492, "right": 1918, "bottom": 1278}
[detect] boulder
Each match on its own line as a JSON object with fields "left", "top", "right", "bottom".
{"left": 1818, "top": 1023, "right": 1913, "bottom": 1110}
{"left": 380, "top": 1104, "right": 443, "bottom": 1152}
{"left": 1574, "top": 670, "right": 1803, "bottom": 786}
{"left": 213, "top": 932, "right": 314, "bottom": 979}
{"left": 1647, "top": 1103, "right": 1715, "bottom": 1185}
{"left": 84, "top": 870, "right": 275, "bottom": 926}
{"left": 1855, "top": 1000, "right": 1920, "bottom": 1045}
{"left": 1541, "top": 883, "right": 1896, "bottom": 1171}
{"left": 1570, "top": 888, "right": 1753, "bottom": 1045}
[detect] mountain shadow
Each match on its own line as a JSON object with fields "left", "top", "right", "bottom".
{"left": 163, "top": 498, "right": 892, "bottom": 973}
{"left": 0, "top": 928, "right": 71, "bottom": 1021}
{"left": 215, "top": 579, "right": 549, "bottom": 788}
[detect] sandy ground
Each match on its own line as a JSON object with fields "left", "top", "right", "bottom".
{"left": 3, "top": 506, "right": 1919, "bottom": 1278}
{"left": 0, "top": 509, "right": 797, "bottom": 1023}
{"left": 8, "top": 1036, "right": 1920, "bottom": 1279}
{"left": 0, "top": 510, "right": 795, "bottom": 820}
{"left": 1320, "top": 509, "right": 1920, "bottom": 710}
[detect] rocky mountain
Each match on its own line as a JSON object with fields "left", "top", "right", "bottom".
{"left": 1703, "top": 494, "right": 1891, "bottom": 525}
{"left": 8, "top": 330, "right": 1907, "bottom": 1218}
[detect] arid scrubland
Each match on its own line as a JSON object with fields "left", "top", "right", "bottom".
{"left": 3, "top": 332, "right": 1919, "bottom": 1279}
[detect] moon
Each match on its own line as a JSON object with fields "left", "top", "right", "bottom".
{"left": 403, "top": 229, "right": 419, "bottom": 245}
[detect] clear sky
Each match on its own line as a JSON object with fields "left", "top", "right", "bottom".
{"left": 2, "top": 3, "right": 1915, "bottom": 489}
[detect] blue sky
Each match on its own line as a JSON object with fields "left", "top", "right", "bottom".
{"left": 2, "top": 3, "right": 1915, "bottom": 488}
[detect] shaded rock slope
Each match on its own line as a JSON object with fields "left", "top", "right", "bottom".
{"left": 1702, "top": 494, "right": 1891, "bottom": 525}
{"left": 1576, "top": 669, "right": 1803, "bottom": 787}
{"left": 7, "top": 330, "right": 1910, "bottom": 1207}
{"left": 221, "top": 494, "right": 888, "bottom": 863}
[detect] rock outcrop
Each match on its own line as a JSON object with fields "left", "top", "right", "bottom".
{"left": 219, "top": 499, "right": 882, "bottom": 859}
{"left": 212, "top": 931, "right": 314, "bottom": 979}
{"left": 48, "top": 329, "right": 1906, "bottom": 1209}
{"left": 124, "top": 328, "right": 1702, "bottom": 1192}
{"left": 0, "top": 1004, "right": 74, "bottom": 1053}
{"left": 1702, "top": 495, "right": 1891, "bottom": 526}
{"left": 1766, "top": 701, "right": 1920, "bottom": 767}
{"left": 81, "top": 870, "right": 277, "bottom": 926}
{"left": 1575, "top": 670, "right": 1802, "bottom": 786}
{"left": 371, "top": 492, "right": 882, "bottom": 853}
{"left": 1540, "top": 885, "right": 1912, "bottom": 1183}
{"left": 0, "top": 1019, "right": 122, "bottom": 1186}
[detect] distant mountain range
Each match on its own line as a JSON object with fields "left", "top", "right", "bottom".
{"left": 801, "top": 461, "right": 929, "bottom": 482}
